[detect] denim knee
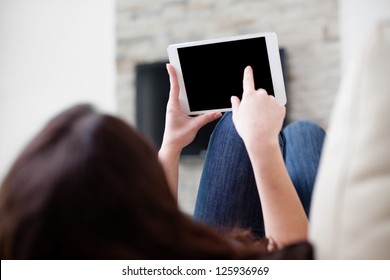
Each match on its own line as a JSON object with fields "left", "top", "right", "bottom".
{"left": 284, "top": 120, "right": 325, "bottom": 139}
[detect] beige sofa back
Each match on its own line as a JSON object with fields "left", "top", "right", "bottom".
{"left": 309, "top": 22, "right": 390, "bottom": 259}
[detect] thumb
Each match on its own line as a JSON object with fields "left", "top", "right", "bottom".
{"left": 166, "top": 64, "right": 180, "bottom": 106}
{"left": 231, "top": 96, "right": 240, "bottom": 115}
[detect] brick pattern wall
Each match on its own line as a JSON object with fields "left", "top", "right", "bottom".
{"left": 117, "top": 0, "right": 340, "bottom": 128}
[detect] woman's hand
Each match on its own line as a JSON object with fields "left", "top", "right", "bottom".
{"left": 161, "top": 64, "right": 222, "bottom": 155}
{"left": 230, "top": 66, "right": 286, "bottom": 152}
{"left": 159, "top": 64, "right": 221, "bottom": 200}
{"left": 231, "top": 66, "right": 308, "bottom": 247}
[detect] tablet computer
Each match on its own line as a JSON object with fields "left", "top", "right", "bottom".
{"left": 167, "top": 32, "right": 287, "bottom": 115}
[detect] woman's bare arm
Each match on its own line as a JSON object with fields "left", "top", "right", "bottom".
{"left": 159, "top": 64, "right": 221, "bottom": 200}
{"left": 231, "top": 66, "right": 308, "bottom": 248}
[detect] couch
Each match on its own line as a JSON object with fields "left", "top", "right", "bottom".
{"left": 309, "top": 21, "right": 390, "bottom": 259}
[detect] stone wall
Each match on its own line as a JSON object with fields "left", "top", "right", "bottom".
{"left": 117, "top": 0, "right": 340, "bottom": 128}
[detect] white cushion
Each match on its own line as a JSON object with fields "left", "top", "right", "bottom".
{"left": 309, "top": 21, "right": 390, "bottom": 259}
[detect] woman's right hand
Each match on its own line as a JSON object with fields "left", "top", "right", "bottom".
{"left": 230, "top": 66, "right": 286, "bottom": 152}
{"left": 232, "top": 67, "right": 308, "bottom": 248}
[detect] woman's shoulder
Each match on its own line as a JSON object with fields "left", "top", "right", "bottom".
{"left": 257, "top": 241, "right": 314, "bottom": 260}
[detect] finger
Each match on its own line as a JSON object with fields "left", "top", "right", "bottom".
{"left": 230, "top": 96, "right": 240, "bottom": 115}
{"left": 243, "top": 66, "right": 255, "bottom": 93}
{"left": 166, "top": 64, "right": 180, "bottom": 104}
{"left": 256, "top": 88, "right": 268, "bottom": 96}
{"left": 193, "top": 112, "right": 222, "bottom": 130}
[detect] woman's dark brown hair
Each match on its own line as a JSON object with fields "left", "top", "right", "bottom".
{"left": 0, "top": 104, "right": 311, "bottom": 259}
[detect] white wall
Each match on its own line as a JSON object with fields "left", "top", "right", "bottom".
{"left": 0, "top": 0, "right": 116, "bottom": 181}
{"left": 340, "top": 0, "right": 390, "bottom": 73}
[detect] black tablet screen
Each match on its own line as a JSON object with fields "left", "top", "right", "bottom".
{"left": 178, "top": 37, "right": 274, "bottom": 112}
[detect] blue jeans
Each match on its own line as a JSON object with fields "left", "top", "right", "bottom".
{"left": 193, "top": 112, "right": 325, "bottom": 238}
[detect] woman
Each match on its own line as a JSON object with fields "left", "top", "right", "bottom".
{"left": 0, "top": 65, "right": 324, "bottom": 259}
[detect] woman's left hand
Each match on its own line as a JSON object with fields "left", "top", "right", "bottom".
{"left": 159, "top": 64, "right": 221, "bottom": 199}
{"left": 161, "top": 64, "right": 222, "bottom": 155}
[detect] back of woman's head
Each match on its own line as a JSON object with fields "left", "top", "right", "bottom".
{"left": 0, "top": 104, "right": 266, "bottom": 259}
{"left": 0, "top": 105, "right": 175, "bottom": 258}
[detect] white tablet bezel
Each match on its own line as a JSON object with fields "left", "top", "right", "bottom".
{"left": 167, "top": 32, "right": 287, "bottom": 115}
